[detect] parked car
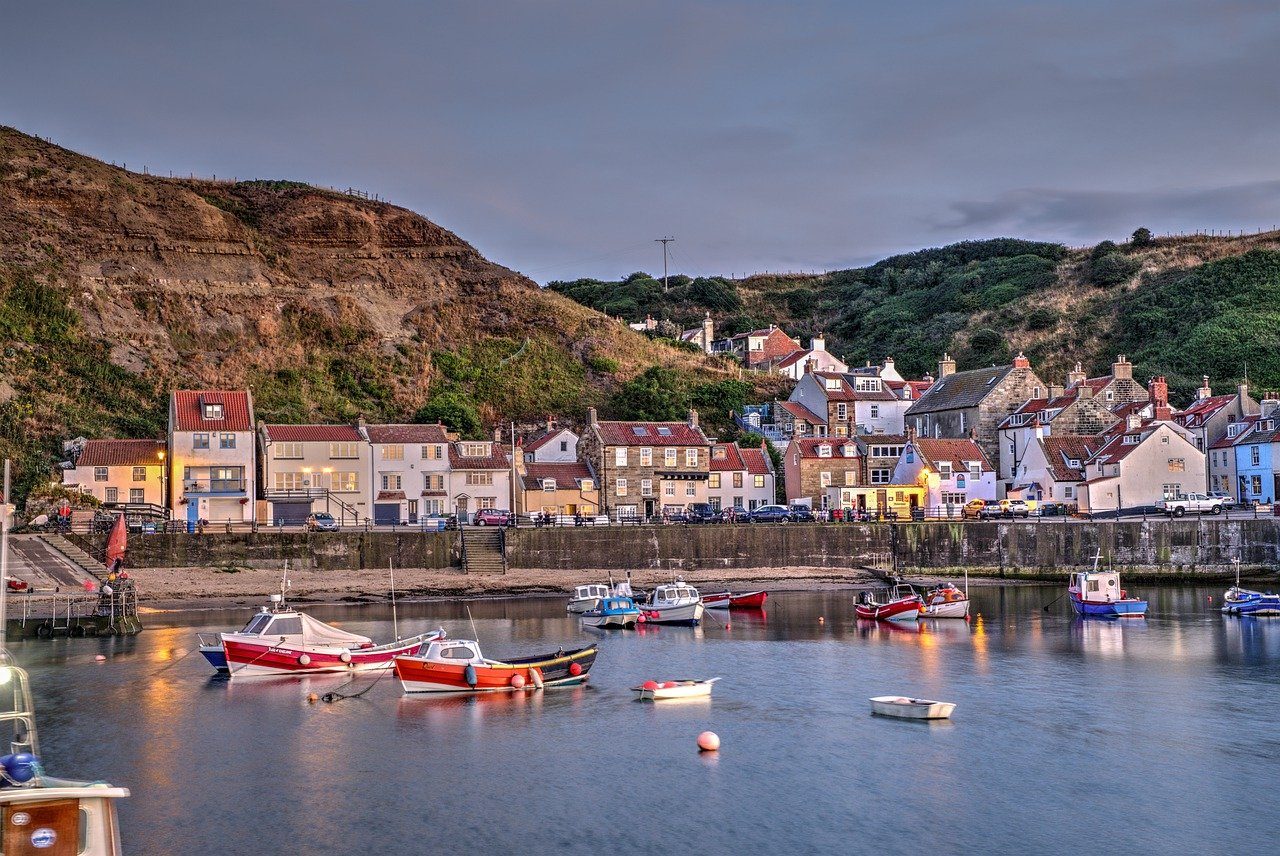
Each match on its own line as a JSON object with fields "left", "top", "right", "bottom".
{"left": 685, "top": 503, "right": 719, "bottom": 524}
{"left": 305, "top": 512, "right": 340, "bottom": 532}
{"left": 787, "top": 505, "right": 817, "bottom": 523}
{"left": 749, "top": 504, "right": 793, "bottom": 523}
{"left": 962, "top": 499, "right": 987, "bottom": 520}
{"left": 1000, "top": 499, "right": 1032, "bottom": 518}
{"left": 971, "top": 500, "right": 1004, "bottom": 520}
{"left": 1207, "top": 492, "right": 1237, "bottom": 509}
{"left": 1157, "top": 493, "right": 1225, "bottom": 517}
{"left": 473, "top": 508, "right": 513, "bottom": 526}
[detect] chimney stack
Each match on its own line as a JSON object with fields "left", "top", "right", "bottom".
{"left": 1077, "top": 384, "right": 1094, "bottom": 399}
{"left": 1195, "top": 375, "right": 1211, "bottom": 400}
{"left": 810, "top": 334, "right": 825, "bottom": 352}
{"left": 587, "top": 407, "right": 598, "bottom": 428}
{"left": 1047, "top": 384, "right": 1065, "bottom": 400}
{"left": 688, "top": 408, "right": 699, "bottom": 429}
{"left": 1127, "top": 413, "right": 1143, "bottom": 430}
{"left": 1112, "top": 355, "right": 1133, "bottom": 381}
{"left": 1013, "top": 351, "right": 1030, "bottom": 369}
{"left": 1149, "top": 375, "right": 1171, "bottom": 421}
{"left": 1067, "top": 361, "right": 1087, "bottom": 387}
{"left": 938, "top": 353, "right": 956, "bottom": 378}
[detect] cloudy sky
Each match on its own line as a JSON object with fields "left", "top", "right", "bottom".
{"left": 4, "top": 1, "right": 1279, "bottom": 281}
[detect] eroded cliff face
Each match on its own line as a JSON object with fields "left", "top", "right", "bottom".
{"left": 0, "top": 126, "right": 730, "bottom": 498}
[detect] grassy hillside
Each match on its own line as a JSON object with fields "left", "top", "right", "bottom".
{"left": 551, "top": 232, "right": 1280, "bottom": 397}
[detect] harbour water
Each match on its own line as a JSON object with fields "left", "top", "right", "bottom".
{"left": 18, "top": 585, "right": 1280, "bottom": 855}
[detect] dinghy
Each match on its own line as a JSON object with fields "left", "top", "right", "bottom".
{"left": 869, "top": 696, "right": 955, "bottom": 720}
{"left": 700, "top": 590, "right": 768, "bottom": 610}
{"left": 633, "top": 677, "right": 720, "bottom": 700}
{"left": 855, "top": 585, "right": 924, "bottom": 622}
{"left": 395, "top": 638, "right": 597, "bottom": 693}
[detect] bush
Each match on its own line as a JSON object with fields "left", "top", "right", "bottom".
{"left": 1090, "top": 240, "right": 1119, "bottom": 261}
{"left": 1024, "top": 307, "right": 1058, "bottom": 331}
{"left": 1131, "top": 227, "right": 1153, "bottom": 247}
{"left": 1090, "top": 253, "right": 1141, "bottom": 287}
{"left": 585, "top": 354, "right": 619, "bottom": 374}
{"left": 413, "top": 392, "right": 482, "bottom": 438}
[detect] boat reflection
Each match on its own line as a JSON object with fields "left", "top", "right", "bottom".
{"left": 394, "top": 682, "right": 591, "bottom": 726}
{"left": 1068, "top": 615, "right": 1147, "bottom": 658}
{"left": 1219, "top": 614, "right": 1280, "bottom": 665}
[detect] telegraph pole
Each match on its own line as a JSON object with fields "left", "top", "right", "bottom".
{"left": 655, "top": 237, "right": 675, "bottom": 291}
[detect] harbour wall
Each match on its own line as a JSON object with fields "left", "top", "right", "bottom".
{"left": 74, "top": 519, "right": 1280, "bottom": 578}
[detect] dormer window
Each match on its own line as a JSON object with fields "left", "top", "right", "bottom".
{"left": 1227, "top": 423, "right": 1241, "bottom": 438}
{"left": 939, "top": 463, "right": 952, "bottom": 478}
{"left": 968, "top": 462, "right": 981, "bottom": 477}
{"left": 1265, "top": 420, "right": 1275, "bottom": 432}
{"left": 824, "top": 378, "right": 841, "bottom": 390}
{"left": 461, "top": 443, "right": 490, "bottom": 457}
{"left": 854, "top": 378, "right": 881, "bottom": 392}
{"left": 843, "top": 444, "right": 856, "bottom": 457}
{"left": 1067, "top": 458, "right": 1081, "bottom": 468}
{"left": 713, "top": 446, "right": 727, "bottom": 459}
{"left": 203, "top": 403, "right": 223, "bottom": 420}
{"left": 542, "top": 479, "right": 556, "bottom": 492}
{"left": 817, "top": 444, "right": 832, "bottom": 458}
{"left": 1123, "top": 435, "right": 1139, "bottom": 445}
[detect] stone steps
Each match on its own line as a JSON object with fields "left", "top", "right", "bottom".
{"left": 461, "top": 526, "right": 507, "bottom": 575}
{"left": 39, "top": 534, "right": 108, "bottom": 578}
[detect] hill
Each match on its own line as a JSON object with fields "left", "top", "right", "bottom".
{"left": 0, "top": 127, "right": 763, "bottom": 502}
{"left": 551, "top": 231, "right": 1280, "bottom": 397}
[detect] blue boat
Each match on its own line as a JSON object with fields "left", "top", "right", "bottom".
{"left": 1222, "top": 587, "right": 1280, "bottom": 616}
{"left": 581, "top": 596, "right": 641, "bottom": 629}
{"left": 198, "top": 634, "right": 228, "bottom": 672}
{"left": 1068, "top": 568, "right": 1147, "bottom": 618}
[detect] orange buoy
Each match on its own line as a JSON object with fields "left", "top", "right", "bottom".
{"left": 306, "top": 693, "right": 318, "bottom": 704}
{"left": 697, "top": 731, "right": 721, "bottom": 752}
{"left": 569, "top": 661, "right": 582, "bottom": 677}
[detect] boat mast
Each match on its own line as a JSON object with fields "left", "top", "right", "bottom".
{"left": 389, "top": 559, "right": 399, "bottom": 641}
{"left": 0, "top": 460, "right": 10, "bottom": 658}
{"left": 1233, "top": 555, "right": 1241, "bottom": 589}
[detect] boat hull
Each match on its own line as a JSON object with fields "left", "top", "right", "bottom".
{"left": 567, "top": 597, "right": 600, "bottom": 614}
{"left": 1070, "top": 592, "right": 1148, "bottom": 618}
{"left": 870, "top": 696, "right": 955, "bottom": 720}
{"left": 922, "top": 599, "right": 969, "bottom": 619}
{"left": 639, "top": 601, "right": 704, "bottom": 626}
{"left": 582, "top": 611, "right": 639, "bottom": 629}
{"left": 200, "top": 644, "right": 229, "bottom": 673}
{"left": 856, "top": 597, "right": 922, "bottom": 622}
{"left": 395, "top": 646, "right": 597, "bottom": 693}
{"left": 702, "top": 591, "right": 768, "bottom": 610}
{"left": 1222, "top": 587, "right": 1280, "bottom": 616}
{"left": 223, "top": 632, "right": 439, "bottom": 678}
{"left": 634, "top": 678, "right": 718, "bottom": 700}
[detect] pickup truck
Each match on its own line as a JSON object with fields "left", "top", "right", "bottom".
{"left": 1158, "top": 493, "right": 1225, "bottom": 517}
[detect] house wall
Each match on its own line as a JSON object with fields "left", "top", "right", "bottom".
{"left": 786, "top": 454, "right": 861, "bottom": 507}
{"left": 65, "top": 463, "right": 164, "bottom": 506}
{"left": 1233, "top": 440, "right": 1275, "bottom": 504}
{"left": 260, "top": 437, "right": 371, "bottom": 519}
{"left": 1082, "top": 426, "right": 1206, "bottom": 511}
{"left": 368, "top": 439, "right": 452, "bottom": 521}
{"left": 447, "top": 468, "right": 513, "bottom": 520}
{"left": 855, "top": 399, "right": 909, "bottom": 435}
{"left": 1209, "top": 446, "right": 1240, "bottom": 496}
{"left": 516, "top": 485, "right": 600, "bottom": 517}
{"left": 707, "top": 470, "right": 774, "bottom": 510}
{"left": 581, "top": 433, "right": 710, "bottom": 518}
{"left": 529, "top": 431, "right": 579, "bottom": 463}
{"left": 169, "top": 429, "right": 257, "bottom": 523}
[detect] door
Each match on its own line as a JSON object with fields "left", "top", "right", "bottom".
{"left": 373, "top": 503, "right": 400, "bottom": 525}
{"left": 456, "top": 496, "right": 469, "bottom": 523}
{"left": 186, "top": 500, "right": 199, "bottom": 532}
{"left": 273, "top": 500, "right": 310, "bottom": 526}
{"left": 643, "top": 499, "right": 656, "bottom": 518}
{"left": 876, "top": 490, "right": 888, "bottom": 512}
{"left": 407, "top": 500, "right": 418, "bottom": 524}
{"left": 4, "top": 798, "right": 79, "bottom": 856}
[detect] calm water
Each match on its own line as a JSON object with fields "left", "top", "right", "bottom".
{"left": 15, "top": 585, "right": 1280, "bottom": 855}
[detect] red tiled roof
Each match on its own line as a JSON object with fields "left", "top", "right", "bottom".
{"left": 171, "top": 390, "right": 253, "bottom": 432}
{"left": 1040, "top": 436, "right": 1103, "bottom": 482}
{"left": 76, "top": 439, "right": 166, "bottom": 468}
{"left": 448, "top": 442, "right": 511, "bottom": 470}
{"left": 264, "top": 424, "right": 362, "bottom": 442}
{"left": 778, "top": 401, "right": 825, "bottom": 425}
{"left": 594, "top": 421, "right": 711, "bottom": 447}
{"left": 710, "top": 443, "right": 747, "bottom": 472}
{"left": 912, "top": 439, "right": 992, "bottom": 472}
{"left": 365, "top": 423, "right": 451, "bottom": 444}
{"left": 523, "top": 427, "right": 573, "bottom": 453}
{"left": 521, "top": 461, "right": 594, "bottom": 490}
{"left": 791, "top": 438, "right": 860, "bottom": 459}
{"left": 740, "top": 446, "right": 773, "bottom": 475}
{"left": 1175, "top": 393, "right": 1237, "bottom": 428}
{"left": 376, "top": 490, "right": 406, "bottom": 501}
{"left": 1210, "top": 415, "right": 1262, "bottom": 450}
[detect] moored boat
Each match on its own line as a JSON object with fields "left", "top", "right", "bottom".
{"left": 394, "top": 638, "right": 597, "bottom": 693}
{"left": 633, "top": 677, "right": 720, "bottom": 700}
{"left": 567, "top": 583, "right": 612, "bottom": 614}
{"left": 922, "top": 583, "right": 970, "bottom": 619}
{"left": 701, "top": 590, "right": 768, "bottom": 610}
{"left": 1222, "top": 586, "right": 1280, "bottom": 616}
{"left": 869, "top": 695, "right": 955, "bottom": 720}
{"left": 582, "top": 596, "right": 641, "bottom": 628}
{"left": 856, "top": 585, "right": 924, "bottom": 622}
{"left": 639, "top": 580, "right": 705, "bottom": 626}
{"left": 1068, "top": 568, "right": 1147, "bottom": 618}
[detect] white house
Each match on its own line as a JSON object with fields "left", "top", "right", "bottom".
{"left": 774, "top": 335, "right": 848, "bottom": 381}
{"left": 522, "top": 421, "right": 580, "bottom": 463}
{"left": 168, "top": 390, "right": 256, "bottom": 526}
{"left": 363, "top": 423, "right": 453, "bottom": 525}
{"left": 892, "top": 437, "right": 996, "bottom": 515}
{"left": 259, "top": 424, "right": 370, "bottom": 525}
{"left": 1078, "top": 419, "right": 1207, "bottom": 514}
{"left": 1010, "top": 434, "right": 1106, "bottom": 507}
{"left": 446, "top": 438, "right": 513, "bottom": 522}
{"left": 707, "top": 442, "right": 776, "bottom": 511}
{"left": 63, "top": 439, "right": 166, "bottom": 508}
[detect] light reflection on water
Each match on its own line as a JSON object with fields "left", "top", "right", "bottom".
{"left": 12, "top": 584, "right": 1280, "bottom": 855}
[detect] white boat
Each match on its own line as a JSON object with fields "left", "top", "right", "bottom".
{"left": 567, "top": 583, "right": 612, "bottom": 613}
{"left": 639, "top": 580, "right": 705, "bottom": 626}
{"left": 633, "top": 677, "right": 720, "bottom": 700}
{"left": 869, "top": 696, "right": 956, "bottom": 720}
{"left": 922, "top": 582, "right": 970, "bottom": 619}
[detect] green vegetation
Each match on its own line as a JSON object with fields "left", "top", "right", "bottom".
{"left": 1088, "top": 240, "right": 1141, "bottom": 287}
{"left": 607, "top": 367, "right": 750, "bottom": 436}
{"left": 414, "top": 392, "right": 482, "bottom": 438}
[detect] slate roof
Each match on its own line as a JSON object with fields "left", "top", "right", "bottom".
{"left": 521, "top": 462, "right": 594, "bottom": 490}
{"left": 264, "top": 424, "right": 362, "bottom": 442}
{"left": 1210, "top": 415, "right": 1263, "bottom": 450}
{"left": 76, "top": 439, "right": 166, "bottom": 468}
{"left": 594, "top": 421, "right": 711, "bottom": 447}
{"left": 365, "top": 424, "right": 450, "bottom": 444}
{"left": 911, "top": 438, "right": 992, "bottom": 472}
{"left": 171, "top": 390, "right": 253, "bottom": 432}
{"left": 905, "top": 365, "right": 1014, "bottom": 416}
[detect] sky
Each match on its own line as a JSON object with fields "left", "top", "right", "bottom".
{"left": 3, "top": 1, "right": 1280, "bottom": 282}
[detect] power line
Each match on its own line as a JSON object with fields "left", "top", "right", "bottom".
{"left": 655, "top": 237, "right": 675, "bottom": 292}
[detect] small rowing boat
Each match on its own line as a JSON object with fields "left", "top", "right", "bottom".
{"left": 395, "top": 638, "right": 597, "bottom": 693}
{"left": 869, "top": 696, "right": 955, "bottom": 720}
{"left": 633, "top": 677, "right": 720, "bottom": 700}
{"left": 856, "top": 584, "right": 924, "bottom": 622}
{"left": 700, "top": 590, "right": 768, "bottom": 610}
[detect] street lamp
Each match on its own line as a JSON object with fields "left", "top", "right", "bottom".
{"left": 157, "top": 449, "right": 167, "bottom": 514}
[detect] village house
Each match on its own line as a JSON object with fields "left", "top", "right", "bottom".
{"left": 788, "top": 371, "right": 912, "bottom": 438}
{"left": 515, "top": 423, "right": 599, "bottom": 518}
{"left": 362, "top": 423, "right": 455, "bottom": 525}
{"left": 863, "top": 434, "right": 909, "bottom": 488}
{"left": 1062, "top": 355, "right": 1149, "bottom": 407}
{"left": 714, "top": 325, "right": 802, "bottom": 369}
{"left": 707, "top": 441, "right": 776, "bottom": 511}
{"left": 892, "top": 437, "right": 996, "bottom": 515}
{"left": 1208, "top": 415, "right": 1260, "bottom": 498}
{"left": 774, "top": 335, "right": 848, "bottom": 380}
{"left": 1008, "top": 434, "right": 1105, "bottom": 507}
{"left": 1174, "top": 377, "right": 1259, "bottom": 457}
{"left": 782, "top": 437, "right": 861, "bottom": 510}
{"left": 1214, "top": 398, "right": 1280, "bottom": 503}
{"left": 168, "top": 390, "right": 257, "bottom": 526}
{"left": 679, "top": 312, "right": 716, "bottom": 353}
{"left": 62, "top": 439, "right": 167, "bottom": 510}
{"left": 446, "top": 436, "right": 514, "bottom": 522}
{"left": 904, "top": 352, "right": 1045, "bottom": 483}
{"left": 579, "top": 408, "right": 712, "bottom": 520}
{"left": 258, "top": 424, "right": 369, "bottom": 525}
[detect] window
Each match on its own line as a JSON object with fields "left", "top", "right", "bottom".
{"left": 461, "top": 443, "right": 490, "bottom": 457}
{"left": 1228, "top": 423, "right": 1241, "bottom": 438}
{"left": 836, "top": 403, "right": 847, "bottom": 420}
{"left": 641, "top": 479, "right": 653, "bottom": 496}
{"left": 104, "top": 487, "right": 118, "bottom": 503}
{"left": 1123, "top": 435, "right": 1139, "bottom": 445}
{"left": 959, "top": 412, "right": 966, "bottom": 433}
{"left": 219, "top": 433, "right": 236, "bottom": 449}
{"left": 1251, "top": 475, "right": 1263, "bottom": 496}
{"left": 854, "top": 378, "right": 881, "bottom": 392}
{"left": 275, "top": 443, "right": 303, "bottom": 459}
{"left": 615, "top": 447, "right": 628, "bottom": 467}
{"left": 132, "top": 466, "right": 147, "bottom": 482}
{"left": 193, "top": 433, "right": 210, "bottom": 450}
{"left": 274, "top": 472, "right": 306, "bottom": 491}
{"left": 94, "top": 467, "right": 108, "bottom": 482}
{"left": 1168, "top": 458, "right": 1185, "bottom": 472}
{"left": 820, "top": 471, "right": 832, "bottom": 487}
{"left": 381, "top": 473, "right": 403, "bottom": 491}
{"left": 640, "top": 448, "right": 652, "bottom": 466}
{"left": 1105, "top": 390, "right": 1114, "bottom": 401}
{"left": 664, "top": 482, "right": 676, "bottom": 497}
{"left": 709, "top": 473, "right": 721, "bottom": 489}
{"left": 1064, "top": 485, "right": 1074, "bottom": 499}
{"left": 423, "top": 473, "right": 444, "bottom": 491}
{"left": 686, "top": 484, "right": 696, "bottom": 497}
{"left": 334, "top": 472, "right": 359, "bottom": 492}
{"left": 559, "top": 440, "right": 568, "bottom": 453}
{"left": 331, "top": 442, "right": 359, "bottom": 459}
{"left": 542, "top": 479, "right": 556, "bottom": 492}
{"left": 665, "top": 448, "right": 677, "bottom": 467}
{"left": 210, "top": 467, "right": 243, "bottom": 492}
{"left": 631, "top": 426, "right": 649, "bottom": 437}
{"left": 615, "top": 478, "right": 628, "bottom": 497}
{"left": 382, "top": 445, "right": 405, "bottom": 461}
{"left": 1163, "top": 483, "right": 1181, "bottom": 500}
{"left": 657, "top": 427, "right": 672, "bottom": 436}
{"left": 941, "top": 491, "right": 966, "bottom": 505}
{"left": 817, "top": 444, "right": 832, "bottom": 458}
{"left": 465, "top": 472, "right": 494, "bottom": 486}
{"left": 870, "top": 405, "right": 879, "bottom": 419}
{"left": 581, "top": 479, "right": 593, "bottom": 491}
{"left": 203, "top": 403, "right": 223, "bottom": 420}
{"left": 421, "top": 444, "right": 443, "bottom": 460}
{"left": 479, "top": 497, "right": 496, "bottom": 510}
{"left": 1252, "top": 446, "right": 1261, "bottom": 466}
{"left": 732, "top": 472, "right": 743, "bottom": 489}
{"left": 122, "top": 487, "right": 141, "bottom": 505}
{"left": 969, "top": 462, "right": 981, "bottom": 477}
{"left": 939, "top": 463, "right": 952, "bottom": 479}
{"left": 871, "top": 468, "right": 891, "bottom": 484}
{"left": 842, "top": 471, "right": 855, "bottom": 487}
{"left": 685, "top": 449, "right": 698, "bottom": 466}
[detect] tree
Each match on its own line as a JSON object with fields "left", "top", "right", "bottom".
{"left": 1090, "top": 252, "right": 1141, "bottom": 287}
{"left": 609, "top": 366, "right": 687, "bottom": 421}
{"left": 1131, "top": 227, "right": 1153, "bottom": 247}
{"left": 413, "top": 391, "right": 482, "bottom": 438}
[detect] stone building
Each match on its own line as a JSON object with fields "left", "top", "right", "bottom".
{"left": 579, "top": 408, "right": 712, "bottom": 520}
{"left": 782, "top": 437, "right": 862, "bottom": 509}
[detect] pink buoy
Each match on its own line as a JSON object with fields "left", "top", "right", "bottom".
{"left": 697, "top": 731, "right": 720, "bottom": 752}
{"left": 94, "top": 655, "right": 106, "bottom": 662}
{"left": 510, "top": 674, "right": 526, "bottom": 689}
{"left": 642, "top": 680, "right": 659, "bottom": 692}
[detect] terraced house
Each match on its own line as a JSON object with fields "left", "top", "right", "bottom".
{"left": 168, "top": 390, "right": 256, "bottom": 525}
{"left": 258, "top": 423, "right": 369, "bottom": 525}
{"left": 364, "top": 423, "right": 454, "bottom": 525}
{"left": 783, "top": 437, "right": 862, "bottom": 509}
{"left": 62, "top": 438, "right": 167, "bottom": 510}
{"left": 707, "top": 442, "right": 776, "bottom": 511}
{"left": 580, "top": 408, "right": 712, "bottom": 520}
{"left": 516, "top": 424, "right": 599, "bottom": 518}
{"left": 446, "top": 437, "right": 513, "bottom": 521}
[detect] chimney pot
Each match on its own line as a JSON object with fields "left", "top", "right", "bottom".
{"left": 688, "top": 408, "right": 699, "bottom": 429}
{"left": 938, "top": 353, "right": 956, "bottom": 378}
{"left": 587, "top": 407, "right": 598, "bottom": 427}
{"left": 1013, "top": 351, "right": 1030, "bottom": 369}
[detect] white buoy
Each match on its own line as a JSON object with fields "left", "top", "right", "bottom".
{"left": 94, "top": 655, "right": 106, "bottom": 662}
{"left": 697, "top": 731, "right": 721, "bottom": 752}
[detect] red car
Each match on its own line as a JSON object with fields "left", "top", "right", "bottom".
{"left": 472, "top": 509, "right": 512, "bottom": 526}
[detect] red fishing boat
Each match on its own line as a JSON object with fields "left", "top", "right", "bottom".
{"left": 855, "top": 585, "right": 924, "bottom": 622}
{"left": 395, "top": 638, "right": 597, "bottom": 693}
{"left": 700, "top": 590, "right": 769, "bottom": 610}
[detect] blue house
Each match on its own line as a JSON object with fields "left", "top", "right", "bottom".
{"left": 1231, "top": 417, "right": 1280, "bottom": 503}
